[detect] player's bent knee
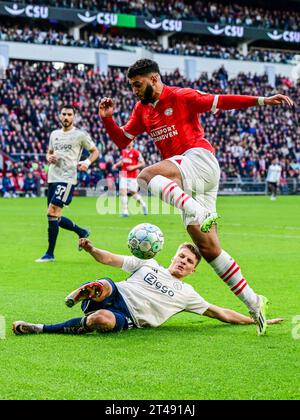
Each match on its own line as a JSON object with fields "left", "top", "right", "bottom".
{"left": 87, "top": 310, "right": 116, "bottom": 332}
{"left": 47, "top": 204, "right": 61, "bottom": 217}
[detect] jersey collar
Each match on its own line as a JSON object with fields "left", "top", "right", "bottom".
{"left": 149, "top": 84, "right": 168, "bottom": 108}
{"left": 60, "top": 127, "right": 76, "bottom": 134}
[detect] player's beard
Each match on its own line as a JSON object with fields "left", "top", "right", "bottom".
{"left": 140, "top": 83, "right": 154, "bottom": 104}
{"left": 61, "top": 120, "right": 73, "bottom": 129}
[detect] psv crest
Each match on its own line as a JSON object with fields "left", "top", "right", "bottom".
{"left": 164, "top": 108, "right": 173, "bottom": 116}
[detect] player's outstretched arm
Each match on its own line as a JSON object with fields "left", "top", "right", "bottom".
{"left": 203, "top": 305, "right": 283, "bottom": 325}
{"left": 98, "top": 97, "right": 132, "bottom": 149}
{"left": 216, "top": 94, "right": 294, "bottom": 111}
{"left": 78, "top": 238, "right": 124, "bottom": 268}
{"left": 263, "top": 94, "right": 294, "bottom": 107}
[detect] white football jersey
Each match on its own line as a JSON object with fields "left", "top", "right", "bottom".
{"left": 117, "top": 256, "right": 210, "bottom": 328}
{"left": 48, "top": 127, "right": 96, "bottom": 185}
{"left": 266, "top": 164, "right": 282, "bottom": 183}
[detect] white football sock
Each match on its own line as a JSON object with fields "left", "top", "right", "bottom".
{"left": 121, "top": 195, "right": 128, "bottom": 213}
{"left": 133, "top": 193, "right": 146, "bottom": 208}
{"left": 209, "top": 250, "right": 258, "bottom": 310}
{"left": 149, "top": 175, "right": 207, "bottom": 220}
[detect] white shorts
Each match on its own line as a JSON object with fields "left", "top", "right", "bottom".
{"left": 119, "top": 177, "right": 139, "bottom": 193}
{"left": 168, "top": 148, "right": 220, "bottom": 226}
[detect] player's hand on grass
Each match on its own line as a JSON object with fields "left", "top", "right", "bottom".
{"left": 267, "top": 318, "right": 284, "bottom": 325}
{"left": 264, "top": 94, "right": 294, "bottom": 107}
{"left": 78, "top": 238, "right": 94, "bottom": 252}
{"left": 98, "top": 97, "right": 114, "bottom": 118}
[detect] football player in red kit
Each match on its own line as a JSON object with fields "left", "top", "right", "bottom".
{"left": 112, "top": 142, "right": 148, "bottom": 217}
{"left": 99, "top": 59, "right": 294, "bottom": 336}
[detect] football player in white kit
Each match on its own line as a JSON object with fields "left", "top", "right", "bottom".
{"left": 266, "top": 158, "right": 282, "bottom": 201}
{"left": 14, "top": 240, "right": 282, "bottom": 335}
{"left": 35, "top": 105, "right": 99, "bottom": 262}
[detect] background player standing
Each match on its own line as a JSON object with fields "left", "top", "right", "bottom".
{"left": 36, "top": 105, "right": 99, "bottom": 262}
{"left": 112, "top": 142, "right": 148, "bottom": 217}
{"left": 99, "top": 59, "right": 294, "bottom": 335}
{"left": 266, "top": 158, "right": 282, "bottom": 201}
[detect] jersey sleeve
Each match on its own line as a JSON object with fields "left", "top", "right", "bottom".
{"left": 122, "top": 256, "right": 156, "bottom": 273}
{"left": 180, "top": 88, "right": 258, "bottom": 114}
{"left": 121, "top": 103, "right": 146, "bottom": 140}
{"left": 179, "top": 88, "right": 217, "bottom": 113}
{"left": 81, "top": 131, "right": 96, "bottom": 151}
{"left": 184, "top": 286, "right": 211, "bottom": 315}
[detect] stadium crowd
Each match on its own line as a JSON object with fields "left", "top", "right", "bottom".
{"left": 0, "top": 61, "right": 299, "bottom": 196}
{"left": 15, "top": 0, "right": 300, "bottom": 31}
{"left": 0, "top": 25, "right": 297, "bottom": 64}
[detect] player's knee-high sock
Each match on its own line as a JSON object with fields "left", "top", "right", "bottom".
{"left": 46, "top": 216, "right": 59, "bottom": 257}
{"left": 133, "top": 193, "right": 147, "bottom": 208}
{"left": 121, "top": 195, "right": 128, "bottom": 214}
{"left": 149, "top": 175, "right": 208, "bottom": 219}
{"left": 209, "top": 250, "right": 259, "bottom": 310}
{"left": 59, "top": 216, "right": 87, "bottom": 237}
{"left": 43, "top": 316, "right": 92, "bottom": 334}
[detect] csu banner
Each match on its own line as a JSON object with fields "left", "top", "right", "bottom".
{"left": 0, "top": 2, "right": 136, "bottom": 27}
{"left": 137, "top": 17, "right": 300, "bottom": 44}
{"left": 0, "top": 2, "right": 299, "bottom": 44}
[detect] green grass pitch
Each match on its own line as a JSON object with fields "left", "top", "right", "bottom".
{"left": 0, "top": 196, "right": 299, "bottom": 400}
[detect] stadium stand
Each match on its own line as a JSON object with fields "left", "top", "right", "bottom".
{"left": 0, "top": 0, "right": 299, "bottom": 196}
{"left": 0, "top": 25, "right": 297, "bottom": 64}
{"left": 9, "top": 1, "right": 300, "bottom": 31}
{"left": 0, "top": 60, "right": 299, "bottom": 196}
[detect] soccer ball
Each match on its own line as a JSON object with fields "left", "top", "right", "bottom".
{"left": 128, "top": 223, "right": 164, "bottom": 259}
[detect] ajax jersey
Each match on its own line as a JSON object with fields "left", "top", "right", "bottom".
{"left": 116, "top": 256, "right": 210, "bottom": 328}
{"left": 48, "top": 127, "right": 96, "bottom": 185}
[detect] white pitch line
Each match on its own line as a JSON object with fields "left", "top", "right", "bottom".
{"left": 221, "top": 232, "right": 300, "bottom": 240}
{"left": 222, "top": 223, "right": 300, "bottom": 231}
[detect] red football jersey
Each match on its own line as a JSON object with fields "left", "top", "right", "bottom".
{"left": 121, "top": 85, "right": 216, "bottom": 159}
{"left": 102, "top": 85, "right": 258, "bottom": 160}
{"left": 120, "top": 148, "right": 141, "bottom": 178}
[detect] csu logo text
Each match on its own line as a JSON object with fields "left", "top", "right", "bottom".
{"left": 4, "top": 4, "right": 48, "bottom": 19}
{"left": 144, "top": 273, "right": 175, "bottom": 297}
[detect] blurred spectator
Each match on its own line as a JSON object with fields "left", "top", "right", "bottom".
{"left": 2, "top": 171, "right": 17, "bottom": 197}
{"left": 0, "top": 172, "right": 3, "bottom": 196}
{"left": 0, "top": 24, "right": 298, "bottom": 65}
{"left": 24, "top": 172, "right": 38, "bottom": 197}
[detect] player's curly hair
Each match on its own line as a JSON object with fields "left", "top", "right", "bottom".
{"left": 178, "top": 243, "right": 202, "bottom": 266}
{"left": 127, "top": 59, "right": 161, "bottom": 79}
